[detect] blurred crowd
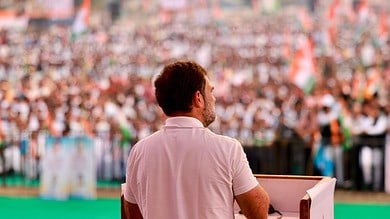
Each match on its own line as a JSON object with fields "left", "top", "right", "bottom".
{"left": 0, "top": 2, "right": 389, "bottom": 191}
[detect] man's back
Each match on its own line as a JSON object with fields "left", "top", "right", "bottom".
{"left": 125, "top": 117, "right": 258, "bottom": 219}
{"left": 124, "top": 60, "right": 269, "bottom": 219}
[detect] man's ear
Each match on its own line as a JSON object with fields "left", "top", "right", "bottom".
{"left": 193, "top": 90, "right": 204, "bottom": 108}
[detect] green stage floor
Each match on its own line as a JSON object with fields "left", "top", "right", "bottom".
{"left": 334, "top": 202, "right": 390, "bottom": 219}
{"left": 0, "top": 196, "right": 389, "bottom": 219}
{"left": 0, "top": 196, "right": 120, "bottom": 219}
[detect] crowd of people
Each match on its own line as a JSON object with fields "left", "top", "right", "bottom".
{"left": 0, "top": 2, "right": 389, "bottom": 191}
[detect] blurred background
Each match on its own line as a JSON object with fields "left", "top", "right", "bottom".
{"left": 0, "top": 0, "right": 389, "bottom": 218}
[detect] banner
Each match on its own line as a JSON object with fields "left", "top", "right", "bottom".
{"left": 262, "top": 0, "right": 280, "bottom": 13}
{"left": 26, "top": 0, "right": 74, "bottom": 19}
{"left": 0, "top": 10, "right": 29, "bottom": 30}
{"left": 40, "top": 135, "right": 96, "bottom": 200}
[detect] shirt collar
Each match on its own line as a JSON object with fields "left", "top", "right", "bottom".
{"left": 165, "top": 116, "right": 204, "bottom": 128}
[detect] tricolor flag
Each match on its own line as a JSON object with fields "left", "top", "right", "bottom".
{"left": 251, "top": 0, "right": 260, "bottom": 12}
{"left": 288, "top": 34, "right": 317, "bottom": 94}
{"left": 212, "top": 0, "right": 222, "bottom": 19}
{"left": 142, "top": 0, "right": 151, "bottom": 11}
{"left": 327, "top": 0, "right": 341, "bottom": 46}
{"left": 351, "top": 69, "right": 366, "bottom": 102}
{"left": 72, "top": 0, "right": 91, "bottom": 40}
{"left": 282, "top": 29, "right": 292, "bottom": 58}
{"left": 378, "top": 12, "right": 388, "bottom": 42}
{"left": 297, "top": 7, "right": 313, "bottom": 32}
{"left": 364, "top": 67, "right": 381, "bottom": 100}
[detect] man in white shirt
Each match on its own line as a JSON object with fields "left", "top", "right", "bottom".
{"left": 124, "top": 60, "right": 269, "bottom": 219}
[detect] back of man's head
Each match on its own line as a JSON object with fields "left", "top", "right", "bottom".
{"left": 154, "top": 60, "right": 207, "bottom": 116}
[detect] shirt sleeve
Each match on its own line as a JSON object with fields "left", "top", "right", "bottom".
{"left": 231, "top": 141, "right": 259, "bottom": 196}
{"left": 124, "top": 149, "right": 138, "bottom": 204}
{"left": 124, "top": 182, "right": 137, "bottom": 204}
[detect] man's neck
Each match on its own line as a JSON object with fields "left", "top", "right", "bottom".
{"left": 169, "top": 112, "right": 205, "bottom": 127}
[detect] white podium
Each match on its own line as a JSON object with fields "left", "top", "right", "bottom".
{"left": 234, "top": 175, "right": 336, "bottom": 219}
{"left": 121, "top": 174, "right": 336, "bottom": 219}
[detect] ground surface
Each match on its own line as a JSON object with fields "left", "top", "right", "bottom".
{"left": 1, "top": 186, "right": 390, "bottom": 203}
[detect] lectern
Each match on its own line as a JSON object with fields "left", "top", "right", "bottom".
{"left": 237, "top": 174, "right": 336, "bottom": 219}
{"left": 121, "top": 174, "right": 336, "bottom": 219}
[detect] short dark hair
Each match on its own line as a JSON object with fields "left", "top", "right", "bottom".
{"left": 154, "top": 60, "right": 207, "bottom": 116}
